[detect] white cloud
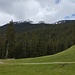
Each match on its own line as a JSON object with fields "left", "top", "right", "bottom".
{"left": 0, "top": 0, "right": 75, "bottom": 25}
{"left": 13, "top": 0, "right": 41, "bottom": 20}
{"left": 0, "top": 10, "right": 16, "bottom": 26}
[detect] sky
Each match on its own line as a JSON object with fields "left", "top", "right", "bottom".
{"left": 0, "top": 0, "right": 75, "bottom": 26}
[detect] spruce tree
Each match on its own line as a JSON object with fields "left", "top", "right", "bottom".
{"left": 5, "top": 20, "right": 15, "bottom": 58}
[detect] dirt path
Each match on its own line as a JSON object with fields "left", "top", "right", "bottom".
{"left": 0, "top": 62, "right": 4, "bottom": 64}
{"left": 0, "top": 62, "right": 75, "bottom": 65}
{"left": 14, "top": 62, "right": 75, "bottom": 65}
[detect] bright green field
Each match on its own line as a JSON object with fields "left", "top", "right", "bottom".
{"left": 0, "top": 45, "right": 75, "bottom": 75}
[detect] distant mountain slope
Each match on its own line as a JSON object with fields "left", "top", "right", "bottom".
{"left": 55, "top": 20, "right": 75, "bottom": 24}
{"left": 0, "top": 20, "right": 75, "bottom": 34}
{"left": 0, "top": 21, "right": 50, "bottom": 34}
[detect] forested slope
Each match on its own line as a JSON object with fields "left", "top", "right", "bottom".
{"left": 0, "top": 20, "right": 75, "bottom": 59}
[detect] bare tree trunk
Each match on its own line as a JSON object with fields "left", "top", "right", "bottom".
{"left": 5, "top": 43, "right": 9, "bottom": 58}
{"left": 5, "top": 49, "right": 8, "bottom": 58}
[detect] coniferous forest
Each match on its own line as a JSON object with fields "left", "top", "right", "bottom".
{"left": 0, "top": 20, "right": 75, "bottom": 59}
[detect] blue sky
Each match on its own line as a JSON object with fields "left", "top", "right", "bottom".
{"left": 0, "top": 0, "right": 75, "bottom": 26}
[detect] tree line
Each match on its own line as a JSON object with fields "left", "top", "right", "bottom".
{"left": 0, "top": 21, "right": 75, "bottom": 59}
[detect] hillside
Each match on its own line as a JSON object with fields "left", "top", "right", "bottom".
{"left": 0, "top": 20, "right": 75, "bottom": 59}
{"left": 0, "top": 21, "right": 50, "bottom": 34}
{"left": 1, "top": 45, "right": 75, "bottom": 63}
{"left": 0, "top": 46, "right": 75, "bottom": 75}
{"left": 20, "top": 45, "right": 75, "bottom": 63}
{"left": 0, "top": 20, "right": 75, "bottom": 34}
{"left": 24, "top": 45, "right": 75, "bottom": 62}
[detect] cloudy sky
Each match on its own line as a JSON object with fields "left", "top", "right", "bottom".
{"left": 0, "top": 0, "right": 75, "bottom": 26}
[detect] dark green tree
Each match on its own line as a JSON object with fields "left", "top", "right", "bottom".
{"left": 5, "top": 20, "right": 15, "bottom": 58}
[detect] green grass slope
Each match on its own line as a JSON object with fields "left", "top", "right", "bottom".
{"left": 0, "top": 45, "right": 75, "bottom": 75}
{"left": 1, "top": 45, "right": 75, "bottom": 63}
{"left": 24, "top": 45, "right": 75, "bottom": 63}
{"left": 0, "top": 64, "right": 75, "bottom": 75}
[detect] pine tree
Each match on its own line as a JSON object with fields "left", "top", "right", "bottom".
{"left": 5, "top": 20, "right": 15, "bottom": 58}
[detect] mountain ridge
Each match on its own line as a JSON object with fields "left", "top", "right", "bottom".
{"left": 0, "top": 20, "right": 75, "bottom": 34}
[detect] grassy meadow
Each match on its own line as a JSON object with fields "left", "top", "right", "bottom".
{"left": 0, "top": 45, "right": 75, "bottom": 75}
